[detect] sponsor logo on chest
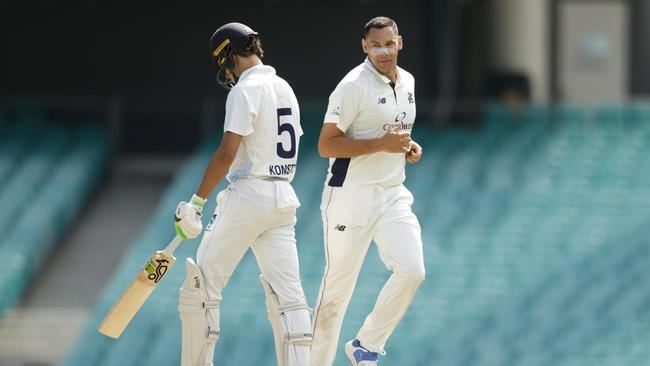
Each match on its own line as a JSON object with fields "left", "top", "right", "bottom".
{"left": 383, "top": 111, "right": 414, "bottom": 131}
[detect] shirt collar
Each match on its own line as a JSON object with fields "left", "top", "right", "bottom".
{"left": 238, "top": 63, "right": 275, "bottom": 81}
{"left": 363, "top": 57, "right": 400, "bottom": 85}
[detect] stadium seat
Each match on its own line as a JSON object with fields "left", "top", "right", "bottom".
{"left": 0, "top": 122, "right": 109, "bottom": 320}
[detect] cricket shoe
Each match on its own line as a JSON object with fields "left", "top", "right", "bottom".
{"left": 345, "top": 339, "right": 378, "bottom": 365}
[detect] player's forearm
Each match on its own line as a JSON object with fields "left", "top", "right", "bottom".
{"left": 318, "top": 134, "right": 383, "bottom": 158}
{"left": 195, "top": 150, "right": 235, "bottom": 199}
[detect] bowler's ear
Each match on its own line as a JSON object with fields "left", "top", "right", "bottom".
{"left": 398, "top": 35, "right": 403, "bottom": 51}
{"left": 361, "top": 38, "right": 368, "bottom": 54}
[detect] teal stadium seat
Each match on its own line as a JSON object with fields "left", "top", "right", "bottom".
{"left": 0, "top": 121, "right": 109, "bottom": 319}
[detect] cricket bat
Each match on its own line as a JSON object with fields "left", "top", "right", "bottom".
{"left": 98, "top": 235, "right": 183, "bottom": 338}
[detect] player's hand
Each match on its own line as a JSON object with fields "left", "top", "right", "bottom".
{"left": 406, "top": 141, "right": 422, "bottom": 163}
{"left": 380, "top": 126, "right": 412, "bottom": 153}
{"left": 174, "top": 194, "right": 206, "bottom": 240}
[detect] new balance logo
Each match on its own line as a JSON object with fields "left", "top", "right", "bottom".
{"left": 377, "top": 97, "right": 386, "bottom": 104}
{"left": 334, "top": 224, "right": 346, "bottom": 232}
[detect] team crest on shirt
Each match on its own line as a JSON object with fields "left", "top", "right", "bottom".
{"left": 330, "top": 106, "right": 341, "bottom": 116}
{"left": 408, "top": 92, "right": 415, "bottom": 104}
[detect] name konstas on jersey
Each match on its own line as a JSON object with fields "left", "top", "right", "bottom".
{"left": 269, "top": 163, "right": 296, "bottom": 176}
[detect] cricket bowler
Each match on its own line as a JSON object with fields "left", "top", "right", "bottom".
{"left": 310, "top": 16, "right": 426, "bottom": 366}
{"left": 173, "top": 22, "right": 311, "bottom": 366}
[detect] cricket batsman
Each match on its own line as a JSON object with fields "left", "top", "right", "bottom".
{"left": 310, "top": 16, "right": 426, "bottom": 366}
{"left": 173, "top": 22, "right": 312, "bottom": 366}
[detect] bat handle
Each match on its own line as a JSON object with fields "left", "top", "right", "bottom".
{"left": 162, "top": 235, "right": 184, "bottom": 256}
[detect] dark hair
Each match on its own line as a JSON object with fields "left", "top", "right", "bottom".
{"left": 363, "top": 16, "right": 399, "bottom": 38}
{"left": 234, "top": 34, "right": 264, "bottom": 58}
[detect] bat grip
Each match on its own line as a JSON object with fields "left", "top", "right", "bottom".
{"left": 162, "top": 235, "right": 184, "bottom": 256}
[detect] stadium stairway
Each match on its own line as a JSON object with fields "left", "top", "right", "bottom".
{"left": 0, "top": 119, "right": 110, "bottom": 320}
{"left": 66, "top": 103, "right": 650, "bottom": 366}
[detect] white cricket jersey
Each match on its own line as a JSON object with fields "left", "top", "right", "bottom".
{"left": 323, "top": 58, "right": 416, "bottom": 187}
{"left": 224, "top": 64, "right": 303, "bottom": 183}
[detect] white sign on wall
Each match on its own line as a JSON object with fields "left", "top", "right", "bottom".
{"left": 559, "top": 0, "right": 629, "bottom": 102}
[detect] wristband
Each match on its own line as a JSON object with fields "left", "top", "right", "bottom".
{"left": 191, "top": 194, "right": 206, "bottom": 208}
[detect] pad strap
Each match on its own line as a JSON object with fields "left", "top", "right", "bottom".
{"left": 204, "top": 300, "right": 220, "bottom": 309}
{"left": 278, "top": 301, "right": 312, "bottom": 315}
{"left": 205, "top": 300, "right": 220, "bottom": 343}
{"left": 285, "top": 330, "right": 313, "bottom": 346}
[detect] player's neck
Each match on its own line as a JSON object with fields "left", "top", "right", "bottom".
{"left": 377, "top": 67, "right": 397, "bottom": 83}
{"left": 234, "top": 55, "right": 262, "bottom": 76}
{"left": 385, "top": 69, "right": 397, "bottom": 82}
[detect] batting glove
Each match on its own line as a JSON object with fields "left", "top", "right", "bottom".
{"left": 174, "top": 194, "right": 206, "bottom": 240}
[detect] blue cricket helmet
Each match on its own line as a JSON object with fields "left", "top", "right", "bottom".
{"left": 209, "top": 22, "right": 258, "bottom": 89}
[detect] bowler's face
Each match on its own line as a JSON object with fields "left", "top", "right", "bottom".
{"left": 362, "top": 27, "right": 402, "bottom": 78}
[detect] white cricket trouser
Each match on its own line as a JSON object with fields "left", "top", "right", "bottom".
{"left": 196, "top": 178, "right": 308, "bottom": 330}
{"left": 310, "top": 184, "right": 425, "bottom": 366}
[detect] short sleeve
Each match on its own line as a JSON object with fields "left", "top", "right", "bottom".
{"left": 224, "top": 86, "right": 257, "bottom": 136}
{"left": 323, "top": 80, "right": 361, "bottom": 133}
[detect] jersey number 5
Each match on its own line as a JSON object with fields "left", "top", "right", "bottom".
{"left": 276, "top": 108, "right": 296, "bottom": 159}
